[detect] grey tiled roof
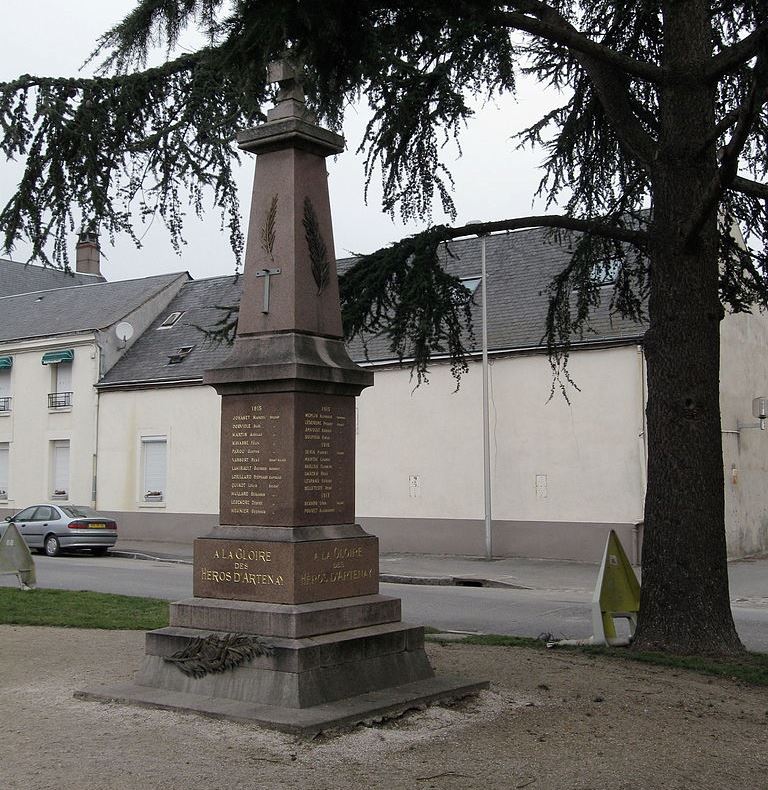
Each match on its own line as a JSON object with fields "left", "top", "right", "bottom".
{"left": 339, "top": 226, "right": 645, "bottom": 362}
{"left": 0, "top": 272, "right": 188, "bottom": 342}
{"left": 0, "top": 257, "right": 105, "bottom": 296}
{"left": 99, "top": 228, "right": 645, "bottom": 388}
{"left": 99, "top": 274, "right": 244, "bottom": 385}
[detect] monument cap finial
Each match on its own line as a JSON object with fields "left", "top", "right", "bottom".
{"left": 266, "top": 56, "right": 312, "bottom": 121}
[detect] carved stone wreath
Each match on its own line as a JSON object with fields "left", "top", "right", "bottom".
{"left": 164, "top": 633, "right": 274, "bottom": 679}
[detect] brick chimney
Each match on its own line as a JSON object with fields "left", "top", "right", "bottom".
{"left": 75, "top": 229, "right": 101, "bottom": 276}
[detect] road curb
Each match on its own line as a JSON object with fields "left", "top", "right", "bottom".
{"left": 110, "top": 553, "right": 532, "bottom": 589}
{"left": 110, "top": 550, "right": 192, "bottom": 565}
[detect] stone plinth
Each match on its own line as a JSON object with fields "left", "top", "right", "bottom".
{"left": 77, "top": 595, "right": 489, "bottom": 734}
{"left": 138, "top": 620, "right": 433, "bottom": 709}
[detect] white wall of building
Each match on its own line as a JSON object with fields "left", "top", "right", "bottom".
{"left": 356, "top": 343, "right": 646, "bottom": 522}
{"left": 354, "top": 343, "right": 647, "bottom": 560}
{"left": 0, "top": 335, "right": 99, "bottom": 512}
{"left": 96, "top": 385, "right": 221, "bottom": 538}
{"left": 94, "top": 328, "right": 768, "bottom": 560}
{"left": 719, "top": 310, "right": 768, "bottom": 556}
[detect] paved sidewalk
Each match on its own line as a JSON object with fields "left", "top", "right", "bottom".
{"left": 111, "top": 538, "right": 768, "bottom": 600}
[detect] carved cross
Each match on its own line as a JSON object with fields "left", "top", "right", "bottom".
{"left": 254, "top": 268, "right": 281, "bottom": 313}
{"left": 268, "top": 58, "right": 305, "bottom": 103}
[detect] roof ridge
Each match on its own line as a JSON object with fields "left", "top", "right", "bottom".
{"left": 0, "top": 271, "right": 186, "bottom": 302}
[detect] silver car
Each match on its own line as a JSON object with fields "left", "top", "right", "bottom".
{"left": 4, "top": 504, "right": 117, "bottom": 557}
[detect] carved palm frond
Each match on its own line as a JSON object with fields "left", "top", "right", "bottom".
{"left": 164, "top": 633, "right": 273, "bottom": 679}
{"left": 261, "top": 193, "right": 278, "bottom": 261}
{"left": 303, "top": 196, "right": 329, "bottom": 294}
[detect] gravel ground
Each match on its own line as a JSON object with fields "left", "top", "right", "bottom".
{"left": 1, "top": 625, "right": 766, "bottom": 790}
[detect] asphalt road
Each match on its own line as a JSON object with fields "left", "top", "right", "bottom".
{"left": 3, "top": 553, "right": 768, "bottom": 650}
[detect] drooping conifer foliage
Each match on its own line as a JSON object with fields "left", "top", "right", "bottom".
{"left": 2, "top": 1, "right": 768, "bottom": 656}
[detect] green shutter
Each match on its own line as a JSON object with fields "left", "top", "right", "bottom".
{"left": 41, "top": 349, "right": 74, "bottom": 365}
{"left": 0, "top": 356, "right": 12, "bottom": 369}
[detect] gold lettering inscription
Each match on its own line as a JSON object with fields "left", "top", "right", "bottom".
{"left": 213, "top": 547, "right": 272, "bottom": 562}
{"left": 300, "top": 568, "right": 374, "bottom": 586}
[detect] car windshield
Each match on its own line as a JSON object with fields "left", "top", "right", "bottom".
{"left": 59, "top": 505, "right": 100, "bottom": 518}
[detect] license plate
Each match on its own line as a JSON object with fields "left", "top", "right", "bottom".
{"left": 89, "top": 523, "right": 106, "bottom": 529}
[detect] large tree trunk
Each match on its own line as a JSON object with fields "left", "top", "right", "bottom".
{"left": 632, "top": 0, "right": 743, "bottom": 655}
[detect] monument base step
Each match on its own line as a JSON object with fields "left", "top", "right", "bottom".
{"left": 75, "top": 675, "right": 490, "bottom": 737}
{"left": 135, "top": 620, "right": 433, "bottom": 708}
{"left": 169, "top": 594, "right": 401, "bottom": 638}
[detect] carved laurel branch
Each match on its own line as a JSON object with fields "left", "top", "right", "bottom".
{"left": 302, "top": 196, "right": 329, "bottom": 294}
{"left": 164, "top": 633, "right": 274, "bottom": 679}
{"left": 261, "top": 194, "right": 278, "bottom": 261}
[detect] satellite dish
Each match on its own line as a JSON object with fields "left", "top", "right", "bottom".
{"left": 115, "top": 322, "right": 134, "bottom": 343}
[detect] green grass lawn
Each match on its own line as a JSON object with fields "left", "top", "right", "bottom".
{"left": 0, "top": 587, "right": 169, "bottom": 630}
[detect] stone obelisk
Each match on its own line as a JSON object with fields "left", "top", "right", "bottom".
{"left": 79, "top": 62, "right": 486, "bottom": 734}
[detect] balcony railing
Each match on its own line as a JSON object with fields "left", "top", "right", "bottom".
{"left": 0, "top": 396, "right": 10, "bottom": 412}
{"left": 48, "top": 391, "right": 73, "bottom": 409}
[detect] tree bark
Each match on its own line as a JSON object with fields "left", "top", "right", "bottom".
{"left": 633, "top": 0, "right": 743, "bottom": 655}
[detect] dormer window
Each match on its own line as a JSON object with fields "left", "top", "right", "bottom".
{"left": 460, "top": 275, "right": 482, "bottom": 295}
{"left": 167, "top": 345, "right": 195, "bottom": 365}
{"left": 158, "top": 311, "right": 184, "bottom": 329}
{"left": 590, "top": 259, "right": 621, "bottom": 286}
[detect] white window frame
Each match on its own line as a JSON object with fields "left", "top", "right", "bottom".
{"left": 140, "top": 435, "right": 168, "bottom": 506}
{"left": 49, "top": 361, "right": 73, "bottom": 409}
{"left": 157, "top": 311, "right": 184, "bottom": 329}
{"left": 50, "top": 440, "right": 70, "bottom": 500}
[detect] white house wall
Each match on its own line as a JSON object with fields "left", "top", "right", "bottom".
{"left": 0, "top": 336, "right": 99, "bottom": 513}
{"left": 96, "top": 385, "right": 221, "bottom": 540}
{"left": 96, "top": 335, "right": 768, "bottom": 561}
{"left": 97, "top": 345, "right": 646, "bottom": 560}
{"left": 355, "top": 344, "right": 646, "bottom": 561}
{"left": 719, "top": 309, "right": 768, "bottom": 556}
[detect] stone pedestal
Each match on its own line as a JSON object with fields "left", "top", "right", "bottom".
{"left": 77, "top": 61, "right": 486, "bottom": 734}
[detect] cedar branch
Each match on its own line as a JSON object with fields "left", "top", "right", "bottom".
{"left": 706, "top": 25, "right": 768, "bottom": 80}
{"left": 685, "top": 50, "right": 768, "bottom": 247}
{"left": 492, "top": 5, "right": 663, "bottom": 83}
{"left": 731, "top": 175, "right": 768, "bottom": 200}
{"left": 448, "top": 215, "right": 648, "bottom": 248}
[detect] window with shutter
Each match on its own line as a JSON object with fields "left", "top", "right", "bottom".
{"left": 142, "top": 437, "right": 167, "bottom": 502}
{"left": 56, "top": 362, "right": 72, "bottom": 392}
{"left": 49, "top": 362, "right": 73, "bottom": 408}
{"left": 51, "top": 440, "right": 70, "bottom": 499}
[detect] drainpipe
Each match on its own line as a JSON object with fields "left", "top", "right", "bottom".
{"left": 91, "top": 339, "right": 101, "bottom": 509}
{"left": 636, "top": 344, "right": 648, "bottom": 565}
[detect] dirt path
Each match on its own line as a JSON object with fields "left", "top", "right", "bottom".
{"left": 1, "top": 625, "right": 765, "bottom": 789}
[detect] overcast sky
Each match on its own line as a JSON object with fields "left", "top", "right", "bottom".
{"left": 0, "top": 2, "right": 560, "bottom": 282}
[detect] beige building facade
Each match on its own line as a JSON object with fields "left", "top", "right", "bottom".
{"left": 5, "top": 229, "right": 768, "bottom": 562}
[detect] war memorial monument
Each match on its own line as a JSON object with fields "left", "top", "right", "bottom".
{"left": 79, "top": 62, "right": 486, "bottom": 734}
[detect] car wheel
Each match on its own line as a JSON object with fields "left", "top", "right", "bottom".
{"left": 44, "top": 534, "right": 61, "bottom": 557}
{"left": 92, "top": 547, "right": 109, "bottom": 557}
